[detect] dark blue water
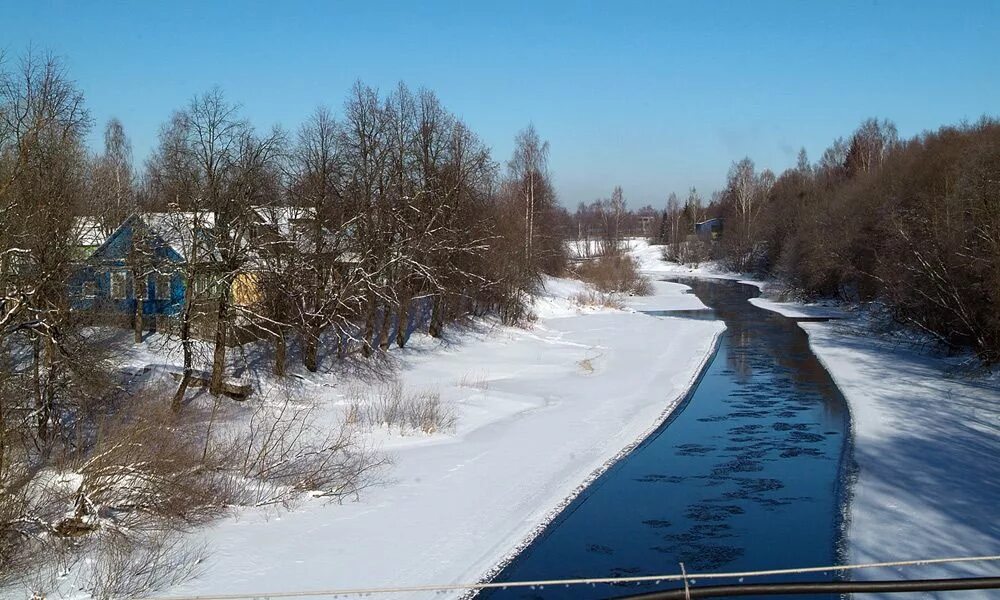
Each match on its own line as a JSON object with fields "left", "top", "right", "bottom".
{"left": 482, "top": 278, "right": 851, "bottom": 600}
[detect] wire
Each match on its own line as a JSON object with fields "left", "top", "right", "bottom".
{"left": 143, "top": 554, "right": 1000, "bottom": 600}
{"left": 612, "top": 577, "right": 1000, "bottom": 599}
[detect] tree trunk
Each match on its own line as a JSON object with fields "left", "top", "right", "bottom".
{"left": 377, "top": 303, "right": 392, "bottom": 351}
{"left": 172, "top": 281, "right": 195, "bottom": 412}
{"left": 133, "top": 271, "right": 145, "bottom": 343}
{"left": 0, "top": 391, "right": 5, "bottom": 482}
{"left": 362, "top": 293, "right": 376, "bottom": 357}
{"left": 303, "top": 326, "right": 319, "bottom": 372}
{"left": 336, "top": 325, "right": 346, "bottom": 360}
{"left": 274, "top": 327, "right": 286, "bottom": 377}
{"left": 429, "top": 294, "right": 444, "bottom": 338}
{"left": 209, "top": 292, "right": 228, "bottom": 396}
{"left": 395, "top": 291, "right": 411, "bottom": 348}
{"left": 33, "top": 335, "right": 47, "bottom": 442}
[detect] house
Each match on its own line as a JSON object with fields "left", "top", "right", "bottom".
{"left": 251, "top": 205, "right": 361, "bottom": 264}
{"left": 70, "top": 213, "right": 189, "bottom": 323}
{"left": 695, "top": 217, "right": 724, "bottom": 240}
{"left": 70, "top": 207, "right": 359, "bottom": 334}
{"left": 70, "top": 216, "right": 109, "bottom": 259}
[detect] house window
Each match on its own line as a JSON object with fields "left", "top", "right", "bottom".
{"left": 156, "top": 274, "right": 171, "bottom": 300}
{"left": 110, "top": 270, "right": 127, "bottom": 300}
{"left": 82, "top": 281, "right": 97, "bottom": 299}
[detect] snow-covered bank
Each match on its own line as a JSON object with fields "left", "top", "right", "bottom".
{"left": 802, "top": 322, "right": 1000, "bottom": 595}
{"left": 629, "top": 240, "right": 765, "bottom": 289}
{"left": 747, "top": 303, "right": 1000, "bottom": 597}
{"left": 147, "top": 277, "right": 723, "bottom": 598}
{"left": 747, "top": 297, "right": 848, "bottom": 319}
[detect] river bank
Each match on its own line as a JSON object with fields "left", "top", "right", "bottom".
{"left": 103, "top": 277, "right": 724, "bottom": 600}
{"left": 635, "top": 241, "right": 999, "bottom": 597}
{"left": 747, "top": 294, "right": 1000, "bottom": 598}
{"left": 800, "top": 318, "right": 999, "bottom": 597}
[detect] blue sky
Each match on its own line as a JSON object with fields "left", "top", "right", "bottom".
{"left": 4, "top": 0, "right": 998, "bottom": 208}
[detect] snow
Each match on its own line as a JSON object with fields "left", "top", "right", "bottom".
{"left": 565, "top": 238, "right": 643, "bottom": 259}
{"left": 70, "top": 217, "right": 106, "bottom": 248}
{"left": 747, "top": 297, "right": 848, "bottom": 319}
{"left": 100, "top": 271, "right": 724, "bottom": 599}
{"left": 30, "top": 238, "right": 999, "bottom": 599}
{"left": 529, "top": 275, "right": 591, "bottom": 319}
{"left": 752, "top": 303, "right": 1000, "bottom": 597}
{"left": 629, "top": 240, "right": 765, "bottom": 290}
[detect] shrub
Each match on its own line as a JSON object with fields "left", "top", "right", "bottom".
{"left": 3, "top": 390, "right": 386, "bottom": 597}
{"left": 347, "top": 382, "right": 457, "bottom": 434}
{"left": 575, "top": 254, "right": 653, "bottom": 296}
{"left": 572, "top": 291, "right": 624, "bottom": 309}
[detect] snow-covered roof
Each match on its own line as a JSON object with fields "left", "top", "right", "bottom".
{"left": 252, "top": 205, "right": 317, "bottom": 237}
{"left": 91, "top": 209, "right": 360, "bottom": 265}
{"left": 142, "top": 211, "right": 216, "bottom": 261}
{"left": 71, "top": 217, "right": 107, "bottom": 248}
{"left": 251, "top": 205, "right": 364, "bottom": 262}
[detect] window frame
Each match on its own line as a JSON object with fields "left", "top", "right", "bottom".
{"left": 110, "top": 270, "right": 128, "bottom": 301}
{"left": 156, "top": 273, "right": 172, "bottom": 300}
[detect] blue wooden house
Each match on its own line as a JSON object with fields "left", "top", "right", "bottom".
{"left": 70, "top": 213, "right": 190, "bottom": 319}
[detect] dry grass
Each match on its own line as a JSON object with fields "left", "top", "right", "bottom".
{"left": 347, "top": 382, "right": 457, "bottom": 435}
{"left": 457, "top": 371, "right": 490, "bottom": 391}
{"left": 222, "top": 395, "right": 387, "bottom": 506}
{"left": 572, "top": 291, "right": 625, "bottom": 309}
{"left": 575, "top": 254, "right": 652, "bottom": 296}
{"left": 577, "top": 349, "right": 603, "bottom": 374}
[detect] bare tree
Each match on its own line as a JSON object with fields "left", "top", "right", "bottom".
{"left": 507, "top": 124, "right": 551, "bottom": 270}
{"left": 91, "top": 118, "right": 135, "bottom": 234}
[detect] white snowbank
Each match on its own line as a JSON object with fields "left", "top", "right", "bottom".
{"left": 530, "top": 275, "right": 590, "bottom": 319}
{"left": 750, "top": 302, "right": 1000, "bottom": 598}
{"left": 630, "top": 240, "right": 765, "bottom": 290}
{"left": 626, "top": 279, "right": 708, "bottom": 312}
{"left": 134, "top": 274, "right": 724, "bottom": 599}
{"left": 565, "top": 238, "right": 644, "bottom": 259}
{"left": 748, "top": 297, "right": 847, "bottom": 319}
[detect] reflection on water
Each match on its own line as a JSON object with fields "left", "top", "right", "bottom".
{"left": 482, "top": 278, "right": 850, "bottom": 600}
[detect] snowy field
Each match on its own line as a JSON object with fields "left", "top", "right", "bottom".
{"left": 120, "top": 271, "right": 725, "bottom": 599}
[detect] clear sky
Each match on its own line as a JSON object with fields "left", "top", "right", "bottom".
{"left": 4, "top": 0, "right": 998, "bottom": 208}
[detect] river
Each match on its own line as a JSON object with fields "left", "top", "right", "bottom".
{"left": 482, "top": 278, "right": 852, "bottom": 600}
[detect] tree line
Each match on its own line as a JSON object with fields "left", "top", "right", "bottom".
{"left": 704, "top": 117, "right": 1000, "bottom": 363}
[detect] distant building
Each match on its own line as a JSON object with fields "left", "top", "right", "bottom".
{"left": 636, "top": 215, "right": 656, "bottom": 236}
{"left": 695, "top": 217, "right": 724, "bottom": 240}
